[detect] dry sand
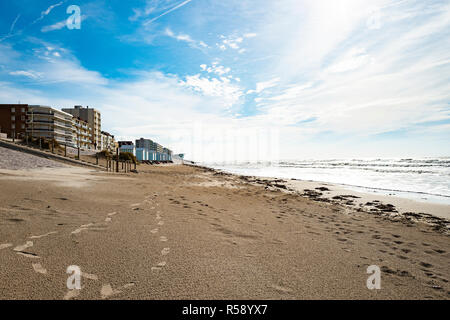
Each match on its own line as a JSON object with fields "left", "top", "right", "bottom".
{"left": 0, "top": 161, "right": 448, "bottom": 300}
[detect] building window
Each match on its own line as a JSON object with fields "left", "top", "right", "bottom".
{"left": 21, "top": 124, "right": 25, "bottom": 129}
{"left": 21, "top": 108, "right": 25, "bottom": 113}
{"left": 11, "top": 116, "right": 15, "bottom": 121}
{"left": 21, "top": 115, "right": 25, "bottom": 121}
{"left": 11, "top": 124, "right": 15, "bottom": 129}
{"left": 11, "top": 107, "right": 15, "bottom": 113}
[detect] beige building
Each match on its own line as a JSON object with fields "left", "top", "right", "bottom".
{"left": 72, "top": 117, "right": 92, "bottom": 149}
{"left": 101, "top": 131, "right": 116, "bottom": 153}
{"left": 26, "top": 105, "right": 73, "bottom": 146}
{"left": 62, "top": 105, "right": 101, "bottom": 150}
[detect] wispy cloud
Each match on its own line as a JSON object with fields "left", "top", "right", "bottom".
{"left": 10, "top": 14, "right": 21, "bottom": 34}
{"left": 165, "top": 27, "right": 208, "bottom": 49}
{"left": 9, "top": 70, "right": 42, "bottom": 79}
{"left": 41, "top": 20, "right": 66, "bottom": 33}
{"left": 0, "top": 14, "right": 22, "bottom": 42}
{"left": 32, "top": 1, "right": 65, "bottom": 25}
{"left": 247, "top": 77, "right": 280, "bottom": 94}
{"left": 144, "top": 0, "right": 193, "bottom": 25}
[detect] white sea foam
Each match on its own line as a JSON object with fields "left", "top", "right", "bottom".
{"left": 202, "top": 158, "right": 450, "bottom": 205}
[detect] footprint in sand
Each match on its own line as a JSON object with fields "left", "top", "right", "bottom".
{"left": 30, "top": 231, "right": 57, "bottom": 239}
{"left": 63, "top": 289, "right": 81, "bottom": 300}
{"left": 101, "top": 284, "right": 121, "bottom": 299}
{"left": 270, "top": 284, "right": 293, "bottom": 294}
{"left": 122, "top": 283, "right": 135, "bottom": 289}
{"left": 105, "top": 217, "right": 112, "bottom": 222}
{"left": 0, "top": 243, "right": 13, "bottom": 250}
{"left": 71, "top": 223, "right": 94, "bottom": 234}
{"left": 161, "top": 248, "right": 170, "bottom": 255}
{"left": 150, "top": 228, "right": 159, "bottom": 234}
{"left": 151, "top": 262, "right": 167, "bottom": 271}
{"left": 17, "top": 252, "right": 40, "bottom": 259}
{"left": 82, "top": 272, "right": 99, "bottom": 280}
{"left": 32, "top": 263, "right": 47, "bottom": 274}
{"left": 14, "top": 241, "right": 33, "bottom": 252}
{"left": 159, "top": 236, "right": 168, "bottom": 242}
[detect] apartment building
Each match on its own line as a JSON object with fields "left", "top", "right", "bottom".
{"left": 163, "top": 147, "right": 173, "bottom": 161}
{"left": 72, "top": 117, "right": 92, "bottom": 149}
{"left": 0, "top": 104, "right": 28, "bottom": 139}
{"left": 135, "top": 138, "right": 154, "bottom": 150}
{"left": 135, "top": 138, "right": 173, "bottom": 161}
{"left": 62, "top": 105, "right": 102, "bottom": 150}
{"left": 119, "top": 141, "right": 133, "bottom": 147}
{"left": 27, "top": 105, "right": 73, "bottom": 146}
{"left": 101, "top": 131, "right": 116, "bottom": 152}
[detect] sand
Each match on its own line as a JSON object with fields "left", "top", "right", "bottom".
{"left": 0, "top": 162, "right": 448, "bottom": 300}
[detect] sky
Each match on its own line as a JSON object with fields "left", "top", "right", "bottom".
{"left": 0, "top": 0, "right": 449, "bottom": 162}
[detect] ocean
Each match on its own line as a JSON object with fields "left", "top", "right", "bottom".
{"left": 202, "top": 158, "right": 450, "bottom": 205}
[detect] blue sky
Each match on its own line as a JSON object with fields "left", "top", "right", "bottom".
{"left": 0, "top": 0, "right": 449, "bottom": 161}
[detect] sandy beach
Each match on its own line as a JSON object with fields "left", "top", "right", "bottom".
{"left": 0, "top": 153, "right": 449, "bottom": 299}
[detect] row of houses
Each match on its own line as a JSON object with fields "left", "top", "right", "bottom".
{"left": 0, "top": 104, "right": 174, "bottom": 162}
{"left": 119, "top": 138, "right": 173, "bottom": 162}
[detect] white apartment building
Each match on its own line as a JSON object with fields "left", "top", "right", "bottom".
{"left": 26, "top": 105, "right": 73, "bottom": 146}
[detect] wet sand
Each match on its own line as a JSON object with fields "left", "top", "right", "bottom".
{"left": 0, "top": 162, "right": 449, "bottom": 299}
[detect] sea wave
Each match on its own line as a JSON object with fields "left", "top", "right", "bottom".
{"left": 203, "top": 157, "right": 450, "bottom": 205}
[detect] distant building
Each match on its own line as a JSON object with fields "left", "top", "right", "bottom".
{"left": 136, "top": 138, "right": 154, "bottom": 150}
{"left": 72, "top": 117, "right": 92, "bottom": 149}
{"left": 26, "top": 105, "right": 73, "bottom": 146}
{"left": 0, "top": 104, "right": 28, "bottom": 139}
{"left": 135, "top": 138, "right": 173, "bottom": 161}
{"left": 119, "top": 142, "right": 135, "bottom": 156}
{"left": 118, "top": 141, "right": 133, "bottom": 147}
{"left": 62, "top": 105, "right": 101, "bottom": 150}
{"left": 101, "top": 131, "right": 116, "bottom": 152}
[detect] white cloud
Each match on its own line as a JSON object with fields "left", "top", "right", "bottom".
{"left": 32, "top": 1, "right": 64, "bottom": 25}
{"left": 181, "top": 74, "right": 243, "bottom": 108}
{"left": 200, "top": 62, "right": 231, "bottom": 76}
{"left": 9, "top": 70, "right": 42, "bottom": 79}
{"left": 144, "top": 0, "right": 193, "bottom": 25}
{"left": 326, "top": 48, "right": 373, "bottom": 74}
{"left": 218, "top": 34, "right": 249, "bottom": 51}
{"left": 41, "top": 20, "right": 66, "bottom": 33}
{"left": 1, "top": 41, "right": 105, "bottom": 86}
{"left": 165, "top": 28, "right": 208, "bottom": 49}
{"left": 247, "top": 77, "right": 280, "bottom": 94}
{"left": 10, "top": 14, "right": 21, "bottom": 34}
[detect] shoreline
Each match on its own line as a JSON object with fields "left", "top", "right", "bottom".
{"left": 197, "top": 162, "right": 450, "bottom": 206}
{"left": 190, "top": 164, "right": 450, "bottom": 233}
